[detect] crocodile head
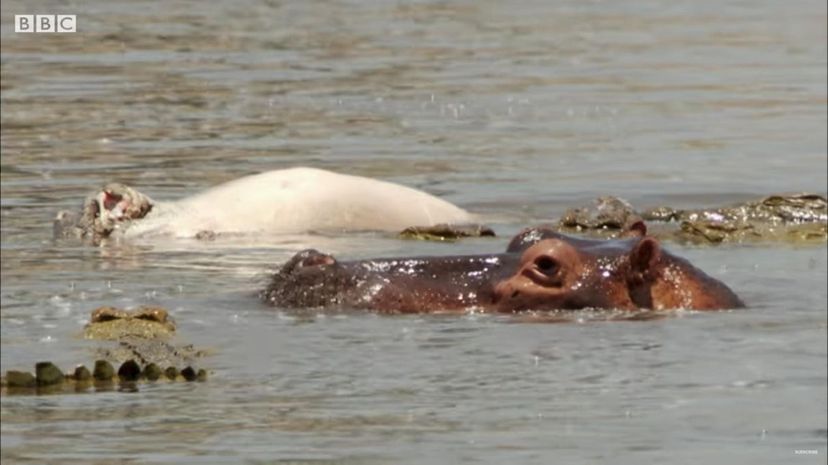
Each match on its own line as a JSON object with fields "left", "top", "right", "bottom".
{"left": 83, "top": 306, "right": 176, "bottom": 341}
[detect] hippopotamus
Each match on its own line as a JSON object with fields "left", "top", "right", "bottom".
{"left": 263, "top": 223, "right": 744, "bottom": 313}
{"left": 54, "top": 167, "right": 474, "bottom": 242}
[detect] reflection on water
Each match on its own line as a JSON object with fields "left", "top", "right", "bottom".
{"left": 1, "top": 0, "right": 826, "bottom": 463}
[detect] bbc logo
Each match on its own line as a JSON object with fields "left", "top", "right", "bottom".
{"left": 15, "top": 15, "right": 77, "bottom": 33}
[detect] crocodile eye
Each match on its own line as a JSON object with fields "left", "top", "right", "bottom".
{"left": 136, "top": 311, "right": 165, "bottom": 323}
{"left": 534, "top": 256, "right": 559, "bottom": 276}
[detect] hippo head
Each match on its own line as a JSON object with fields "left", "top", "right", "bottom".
{"left": 264, "top": 223, "right": 743, "bottom": 313}
{"left": 494, "top": 224, "right": 743, "bottom": 311}
{"left": 54, "top": 183, "right": 154, "bottom": 241}
{"left": 90, "top": 183, "right": 154, "bottom": 231}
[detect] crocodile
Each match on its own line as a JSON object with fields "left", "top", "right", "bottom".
{"left": 398, "top": 223, "right": 496, "bottom": 241}
{"left": 1, "top": 306, "right": 208, "bottom": 395}
{"left": 556, "top": 193, "right": 827, "bottom": 244}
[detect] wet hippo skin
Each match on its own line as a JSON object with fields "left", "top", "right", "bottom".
{"left": 263, "top": 223, "right": 744, "bottom": 313}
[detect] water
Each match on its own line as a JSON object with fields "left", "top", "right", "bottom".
{"left": 1, "top": 0, "right": 826, "bottom": 463}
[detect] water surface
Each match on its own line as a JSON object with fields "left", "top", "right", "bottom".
{"left": 1, "top": 0, "right": 826, "bottom": 463}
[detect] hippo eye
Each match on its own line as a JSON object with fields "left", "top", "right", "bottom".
{"left": 534, "top": 256, "right": 559, "bottom": 276}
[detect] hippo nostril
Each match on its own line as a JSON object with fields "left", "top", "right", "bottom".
{"left": 511, "top": 290, "right": 520, "bottom": 299}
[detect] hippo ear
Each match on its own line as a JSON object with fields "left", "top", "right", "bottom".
{"left": 621, "top": 218, "right": 647, "bottom": 238}
{"left": 630, "top": 237, "right": 661, "bottom": 276}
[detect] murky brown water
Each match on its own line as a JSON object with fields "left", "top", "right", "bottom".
{"left": 1, "top": 0, "right": 826, "bottom": 463}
